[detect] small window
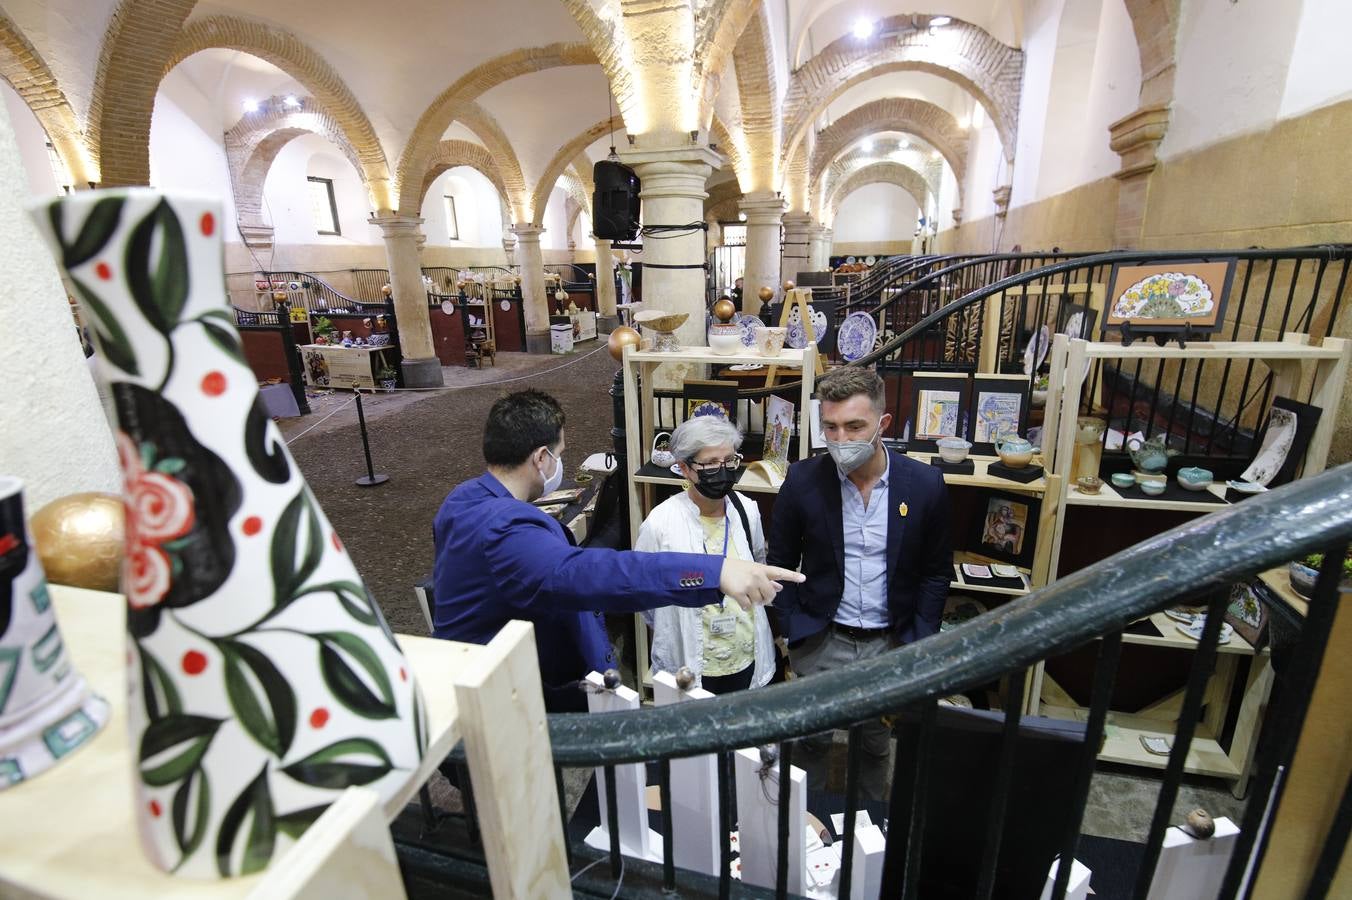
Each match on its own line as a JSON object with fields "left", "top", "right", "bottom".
{"left": 443, "top": 195, "right": 459, "bottom": 240}
{"left": 308, "top": 176, "right": 340, "bottom": 235}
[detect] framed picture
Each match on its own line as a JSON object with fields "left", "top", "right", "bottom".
{"left": 1057, "top": 301, "right": 1097, "bottom": 341}
{"left": 681, "top": 379, "right": 739, "bottom": 427}
{"left": 1225, "top": 581, "right": 1269, "bottom": 647}
{"left": 1103, "top": 260, "right": 1236, "bottom": 335}
{"left": 969, "top": 489, "right": 1038, "bottom": 568}
{"left": 969, "top": 374, "right": 1028, "bottom": 455}
{"left": 907, "top": 372, "right": 968, "bottom": 452}
{"left": 1240, "top": 396, "right": 1322, "bottom": 487}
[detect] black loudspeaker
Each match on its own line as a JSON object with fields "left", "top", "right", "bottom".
{"left": 592, "top": 159, "right": 641, "bottom": 241}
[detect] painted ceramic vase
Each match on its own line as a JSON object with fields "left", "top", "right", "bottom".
{"left": 0, "top": 477, "right": 110, "bottom": 790}
{"left": 29, "top": 190, "right": 426, "bottom": 878}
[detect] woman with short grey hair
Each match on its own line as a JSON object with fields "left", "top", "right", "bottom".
{"left": 635, "top": 414, "right": 774, "bottom": 693}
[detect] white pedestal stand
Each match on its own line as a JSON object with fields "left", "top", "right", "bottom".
{"left": 582, "top": 672, "right": 663, "bottom": 863}
{"left": 735, "top": 746, "right": 806, "bottom": 894}
{"left": 1144, "top": 817, "right": 1239, "bottom": 900}
{"left": 651, "top": 671, "right": 720, "bottom": 877}
{"left": 1041, "top": 857, "right": 1092, "bottom": 900}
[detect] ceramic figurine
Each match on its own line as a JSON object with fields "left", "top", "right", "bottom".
{"left": 0, "top": 477, "right": 110, "bottom": 791}
{"left": 30, "top": 190, "right": 426, "bottom": 879}
{"left": 1125, "top": 433, "right": 1178, "bottom": 473}
{"left": 935, "top": 437, "right": 971, "bottom": 464}
{"left": 1075, "top": 475, "right": 1103, "bottom": 495}
{"left": 1176, "top": 467, "right": 1214, "bottom": 492}
{"left": 994, "top": 435, "right": 1035, "bottom": 468}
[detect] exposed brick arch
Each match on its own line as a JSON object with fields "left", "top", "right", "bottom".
{"left": 708, "top": 115, "right": 747, "bottom": 192}
{"left": 703, "top": 178, "right": 743, "bottom": 218}
{"left": 395, "top": 43, "right": 599, "bottom": 218}
{"left": 559, "top": 1, "right": 639, "bottom": 134}
{"left": 808, "top": 99, "right": 967, "bottom": 206}
{"left": 729, "top": 3, "right": 779, "bottom": 193}
{"left": 782, "top": 16, "right": 1022, "bottom": 169}
{"left": 164, "top": 15, "right": 394, "bottom": 211}
{"left": 692, "top": 0, "right": 760, "bottom": 131}
{"left": 0, "top": 10, "right": 94, "bottom": 184}
{"left": 529, "top": 115, "right": 623, "bottom": 226}
{"left": 419, "top": 139, "right": 508, "bottom": 210}
{"left": 1122, "top": 0, "right": 1180, "bottom": 107}
{"left": 824, "top": 161, "right": 932, "bottom": 226}
{"left": 87, "top": 0, "right": 197, "bottom": 187}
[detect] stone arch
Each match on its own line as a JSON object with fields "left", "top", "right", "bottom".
{"left": 808, "top": 99, "right": 968, "bottom": 206}
{"left": 691, "top": 0, "right": 760, "bottom": 132}
{"left": 529, "top": 115, "right": 623, "bottom": 226}
{"left": 729, "top": 3, "right": 779, "bottom": 193}
{"left": 824, "top": 161, "right": 933, "bottom": 225}
{"left": 86, "top": 0, "right": 197, "bottom": 187}
{"left": 395, "top": 43, "right": 600, "bottom": 218}
{"left": 1122, "top": 0, "right": 1179, "bottom": 107}
{"left": 708, "top": 115, "right": 747, "bottom": 192}
{"left": 163, "top": 15, "right": 394, "bottom": 211}
{"left": 703, "top": 178, "right": 744, "bottom": 218}
{"left": 0, "top": 11, "right": 95, "bottom": 184}
{"left": 450, "top": 103, "right": 529, "bottom": 224}
{"left": 782, "top": 16, "right": 1022, "bottom": 168}
{"left": 419, "top": 140, "right": 508, "bottom": 211}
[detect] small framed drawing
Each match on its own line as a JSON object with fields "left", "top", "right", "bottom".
{"left": 969, "top": 374, "right": 1028, "bottom": 455}
{"left": 1240, "top": 396, "right": 1321, "bottom": 487}
{"left": 907, "top": 372, "right": 968, "bottom": 452}
{"left": 1225, "top": 581, "right": 1269, "bottom": 647}
{"left": 1103, "top": 259, "right": 1236, "bottom": 336}
{"left": 681, "top": 379, "right": 739, "bottom": 427}
{"left": 1057, "top": 301, "right": 1098, "bottom": 341}
{"left": 969, "top": 489, "right": 1038, "bottom": 568}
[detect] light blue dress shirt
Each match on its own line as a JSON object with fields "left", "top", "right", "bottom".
{"left": 835, "top": 453, "right": 891, "bottom": 629}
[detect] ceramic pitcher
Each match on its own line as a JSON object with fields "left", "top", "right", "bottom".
{"left": 29, "top": 190, "right": 426, "bottom": 878}
{"left": 0, "top": 477, "right": 109, "bottom": 790}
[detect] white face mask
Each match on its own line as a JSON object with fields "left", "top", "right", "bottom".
{"left": 826, "top": 421, "right": 881, "bottom": 475}
{"left": 539, "top": 446, "right": 564, "bottom": 496}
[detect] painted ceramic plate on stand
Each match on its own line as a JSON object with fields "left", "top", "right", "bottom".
{"left": 836, "top": 311, "right": 878, "bottom": 362}
{"left": 728, "top": 363, "right": 764, "bottom": 371}
{"left": 735, "top": 314, "right": 761, "bottom": 347}
{"left": 846, "top": 256, "right": 858, "bottom": 264}
{"left": 865, "top": 255, "right": 877, "bottom": 266}
{"left": 810, "top": 306, "right": 829, "bottom": 345}
{"left": 1176, "top": 618, "right": 1233, "bottom": 644}
{"left": 786, "top": 320, "right": 808, "bottom": 349}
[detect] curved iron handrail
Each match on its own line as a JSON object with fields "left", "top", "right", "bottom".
{"left": 547, "top": 462, "right": 1352, "bottom": 765}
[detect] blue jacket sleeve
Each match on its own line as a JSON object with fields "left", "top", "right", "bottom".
{"left": 901, "top": 469, "right": 952, "bottom": 642}
{"left": 766, "top": 463, "right": 806, "bottom": 631}
{"left": 482, "top": 505, "right": 723, "bottom": 614}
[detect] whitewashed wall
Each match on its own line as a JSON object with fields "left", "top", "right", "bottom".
{"left": 833, "top": 182, "right": 920, "bottom": 243}
{"left": 419, "top": 166, "right": 505, "bottom": 247}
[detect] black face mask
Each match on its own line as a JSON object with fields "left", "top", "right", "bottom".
{"left": 693, "top": 467, "right": 736, "bottom": 500}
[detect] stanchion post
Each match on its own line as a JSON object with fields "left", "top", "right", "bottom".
{"left": 353, "top": 389, "right": 390, "bottom": 487}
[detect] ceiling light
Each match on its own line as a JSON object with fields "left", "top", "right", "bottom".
{"left": 852, "top": 18, "right": 875, "bottom": 39}
{"left": 890, "top": 150, "right": 907, "bottom": 162}
{"left": 738, "top": 211, "right": 747, "bottom": 221}
{"left": 931, "top": 150, "right": 942, "bottom": 160}
{"left": 930, "top": 16, "right": 952, "bottom": 27}
{"left": 957, "top": 116, "right": 971, "bottom": 130}
{"left": 861, "top": 138, "right": 873, "bottom": 152}
{"left": 241, "top": 98, "right": 259, "bottom": 113}
{"left": 900, "top": 138, "right": 910, "bottom": 149}
{"left": 283, "top": 95, "right": 300, "bottom": 108}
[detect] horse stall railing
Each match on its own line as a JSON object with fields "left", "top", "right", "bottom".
{"left": 396, "top": 466, "right": 1352, "bottom": 899}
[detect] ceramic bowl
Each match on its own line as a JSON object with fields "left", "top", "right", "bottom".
{"left": 756, "top": 326, "right": 787, "bottom": 356}
{"left": 1288, "top": 561, "right": 1317, "bottom": 599}
{"left": 1110, "top": 472, "right": 1136, "bottom": 489}
{"left": 1133, "top": 470, "right": 1166, "bottom": 485}
{"left": 936, "top": 437, "right": 972, "bottom": 464}
{"left": 1140, "top": 480, "right": 1167, "bottom": 496}
{"left": 1076, "top": 475, "right": 1103, "bottom": 495}
{"left": 708, "top": 323, "right": 742, "bottom": 355}
{"left": 1176, "top": 466, "right": 1214, "bottom": 492}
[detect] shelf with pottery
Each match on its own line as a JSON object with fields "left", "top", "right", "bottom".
{"left": 1064, "top": 478, "right": 1231, "bottom": 512}
{"left": 630, "top": 463, "right": 784, "bottom": 495}
{"left": 907, "top": 452, "right": 1050, "bottom": 494}
{"left": 949, "top": 551, "right": 1032, "bottom": 597}
{"left": 1257, "top": 566, "right": 1309, "bottom": 618}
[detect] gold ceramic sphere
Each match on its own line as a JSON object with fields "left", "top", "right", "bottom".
{"left": 757, "top": 285, "right": 774, "bottom": 302}
{"left": 381, "top": 283, "right": 393, "bottom": 296}
{"left": 607, "top": 325, "right": 642, "bottom": 362}
{"left": 712, "top": 297, "right": 737, "bottom": 322}
{"left": 30, "top": 492, "right": 124, "bottom": 592}
{"left": 783, "top": 280, "right": 796, "bottom": 292}
{"left": 271, "top": 290, "right": 288, "bottom": 302}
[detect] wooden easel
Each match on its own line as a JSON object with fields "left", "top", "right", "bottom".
{"left": 765, "top": 287, "right": 826, "bottom": 385}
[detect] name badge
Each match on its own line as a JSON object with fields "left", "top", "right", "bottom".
{"left": 709, "top": 614, "right": 737, "bottom": 636}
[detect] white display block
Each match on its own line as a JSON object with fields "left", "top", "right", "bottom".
{"left": 583, "top": 672, "right": 661, "bottom": 862}
{"left": 1040, "top": 857, "right": 1092, "bottom": 900}
{"left": 652, "top": 671, "right": 721, "bottom": 877}
{"left": 735, "top": 747, "right": 806, "bottom": 894}
{"left": 1144, "top": 817, "right": 1240, "bottom": 900}
{"left": 847, "top": 824, "right": 887, "bottom": 900}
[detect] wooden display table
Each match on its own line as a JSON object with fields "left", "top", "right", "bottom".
{"left": 0, "top": 586, "right": 567, "bottom": 898}
{"left": 299, "top": 343, "right": 397, "bottom": 390}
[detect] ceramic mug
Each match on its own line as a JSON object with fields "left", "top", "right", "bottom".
{"left": 756, "top": 326, "right": 787, "bottom": 357}
{"left": 936, "top": 437, "right": 972, "bottom": 464}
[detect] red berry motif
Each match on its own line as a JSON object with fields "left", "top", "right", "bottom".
{"left": 399, "top": 667, "right": 407, "bottom": 682}
{"left": 200, "top": 212, "right": 215, "bottom": 236}
{"left": 201, "top": 371, "right": 227, "bottom": 396}
{"left": 182, "top": 650, "right": 207, "bottom": 675}
{"left": 242, "top": 516, "right": 263, "bottom": 536}
{"left": 331, "top": 532, "right": 343, "bottom": 552}
{"left": 310, "top": 708, "right": 330, "bottom": 729}
{"left": 95, "top": 262, "right": 112, "bottom": 280}
{"left": 149, "top": 799, "right": 162, "bottom": 817}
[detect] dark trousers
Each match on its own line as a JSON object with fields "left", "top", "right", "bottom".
{"left": 701, "top": 664, "right": 754, "bottom": 695}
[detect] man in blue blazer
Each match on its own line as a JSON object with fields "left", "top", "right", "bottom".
{"left": 768, "top": 367, "right": 952, "bottom": 799}
{"left": 433, "top": 389, "right": 802, "bottom": 712}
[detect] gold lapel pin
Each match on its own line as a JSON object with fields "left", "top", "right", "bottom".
{"left": 898, "top": 502, "right": 909, "bottom": 518}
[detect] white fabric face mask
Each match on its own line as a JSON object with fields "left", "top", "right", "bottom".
{"left": 826, "top": 422, "right": 881, "bottom": 475}
{"left": 540, "top": 446, "right": 564, "bottom": 495}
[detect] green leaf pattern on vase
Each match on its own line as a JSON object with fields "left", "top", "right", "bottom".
{"left": 28, "top": 190, "right": 427, "bottom": 880}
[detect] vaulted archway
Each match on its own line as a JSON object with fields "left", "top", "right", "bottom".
{"left": 0, "top": 10, "right": 94, "bottom": 185}
{"left": 824, "top": 161, "right": 933, "bottom": 226}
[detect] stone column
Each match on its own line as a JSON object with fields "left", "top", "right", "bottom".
{"left": 809, "top": 225, "right": 834, "bottom": 271}
{"left": 739, "top": 193, "right": 784, "bottom": 316}
{"left": 510, "top": 224, "right": 551, "bottom": 354}
{"left": 780, "top": 212, "right": 812, "bottom": 292}
{"left": 993, "top": 185, "right": 1012, "bottom": 220}
{"left": 1109, "top": 104, "right": 1171, "bottom": 249}
{"left": 593, "top": 235, "right": 619, "bottom": 333}
{"left": 370, "top": 215, "right": 443, "bottom": 387}
{"left": 619, "top": 146, "right": 721, "bottom": 348}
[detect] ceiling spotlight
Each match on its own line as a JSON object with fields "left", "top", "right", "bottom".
{"left": 241, "top": 98, "right": 259, "bottom": 113}
{"left": 890, "top": 150, "right": 907, "bottom": 162}
{"left": 738, "top": 211, "right": 747, "bottom": 221}
{"left": 852, "top": 18, "right": 875, "bottom": 39}
{"left": 900, "top": 138, "right": 910, "bottom": 149}
{"left": 957, "top": 116, "right": 971, "bottom": 130}
{"left": 930, "top": 16, "right": 952, "bottom": 27}
{"left": 861, "top": 138, "right": 874, "bottom": 152}
{"left": 931, "top": 150, "right": 942, "bottom": 160}
{"left": 283, "top": 95, "right": 300, "bottom": 108}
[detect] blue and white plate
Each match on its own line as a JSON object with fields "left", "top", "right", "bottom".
{"left": 836, "top": 311, "right": 878, "bottom": 362}
{"left": 735, "top": 314, "right": 761, "bottom": 347}
{"left": 786, "top": 320, "right": 808, "bottom": 349}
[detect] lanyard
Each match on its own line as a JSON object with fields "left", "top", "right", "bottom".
{"left": 703, "top": 513, "right": 730, "bottom": 609}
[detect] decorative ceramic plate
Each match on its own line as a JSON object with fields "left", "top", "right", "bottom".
{"left": 991, "top": 564, "right": 1021, "bottom": 579}
{"left": 846, "top": 256, "right": 858, "bottom": 264}
{"left": 809, "top": 307, "right": 829, "bottom": 345}
{"left": 786, "top": 320, "right": 808, "bottom": 349}
{"left": 1176, "top": 619, "right": 1233, "bottom": 644}
{"left": 836, "top": 311, "right": 878, "bottom": 362}
{"left": 1226, "top": 480, "right": 1268, "bottom": 494}
{"left": 1112, "top": 272, "right": 1214, "bottom": 320}
{"left": 728, "top": 363, "right": 765, "bottom": 371}
{"left": 288, "top": 280, "right": 302, "bottom": 291}
{"left": 735, "top": 314, "right": 761, "bottom": 347}
{"left": 865, "top": 255, "right": 877, "bottom": 266}
{"left": 961, "top": 563, "right": 992, "bottom": 579}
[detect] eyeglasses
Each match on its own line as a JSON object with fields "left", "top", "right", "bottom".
{"left": 687, "top": 454, "right": 743, "bottom": 472}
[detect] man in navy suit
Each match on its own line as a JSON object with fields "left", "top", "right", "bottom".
{"left": 768, "top": 367, "right": 952, "bottom": 798}
{"left": 433, "top": 389, "right": 802, "bottom": 712}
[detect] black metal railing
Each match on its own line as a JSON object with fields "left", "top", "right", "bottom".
{"left": 400, "top": 465, "right": 1352, "bottom": 899}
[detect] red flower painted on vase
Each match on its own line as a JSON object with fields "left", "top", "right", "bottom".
{"left": 118, "top": 432, "right": 196, "bottom": 609}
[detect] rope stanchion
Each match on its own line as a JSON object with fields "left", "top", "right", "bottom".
{"left": 353, "top": 389, "right": 389, "bottom": 487}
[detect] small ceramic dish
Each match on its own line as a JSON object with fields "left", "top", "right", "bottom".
{"left": 1226, "top": 480, "right": 1268, "bottom": 495}
{"left": 1133, "top": 470, "right": 1167, "bottom": 485}
{"left": 1176, "top": 619, "right": 1233, "bottom": 644}
{"left": 1140, "top": 480, "right": 1167, "bottom": 496}
{"left": 1076, "top": 475, "right": 1103, "bottom": 495}
{"left": 1110, "top": 472, "right": 1136, "bottom": 490}
{"left": 991, "top": 564, "right": 1021, "bottom": 579}
{"left": 1176, "top": 466, "right": 1214, "bottom": 492}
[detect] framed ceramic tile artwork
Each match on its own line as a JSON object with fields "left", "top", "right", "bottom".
{"left": 681, "top": 379, "right": 739, "bottom": 427}
{"left": 1057, "top": 301, "right": 1098, "bottom": 341}
{"left": 907, "top": 373, "right": 968, "bottom": 452}
{"left": 1103, "top": 259, "right": 1236, "bottom": 335}
{"left": 968, "top": 489, "right": 1039, "bottom": 568}
{"left": 1224, "top": 581, "right": 1269, "bottom": 647}
{"left": 1240, "top": 396, "right": 1321, "bottom": 487}
{"left": 969, "top": 374, "right": 1029, "bottom": 455}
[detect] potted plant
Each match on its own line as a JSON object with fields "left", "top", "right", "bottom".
{"left": 1288, "top": 552, "right": 1352, "bottom": 599}
{"left": 377, "top": 364, "right": 398, "bottom": 392}
{"left": 313, "top": 314, "right": 336, "bottom": 345}
{"left": 1031, "top": 373, "right": 1050, "bottom": 408}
